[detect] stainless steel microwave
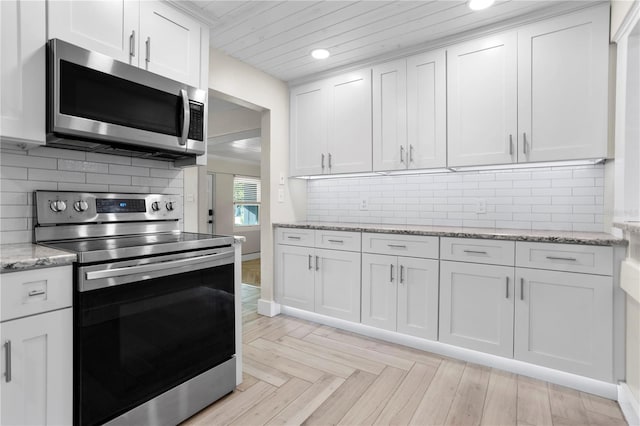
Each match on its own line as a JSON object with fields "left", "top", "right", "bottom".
{"left": 47, "top": 39, "right": 207, "bottom": 162}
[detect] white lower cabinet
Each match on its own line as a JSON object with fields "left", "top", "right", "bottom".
{"left": 276, "top": 244, "right": 315, "bottom": 312}
{"left": 515, "top": 268, "right": 613, "bottom": 381}
{"left": 362, "top": 254, "right": 438, "bottom": 340}
{"left": 439, "top": 260, "right": 515, "bottom": 358}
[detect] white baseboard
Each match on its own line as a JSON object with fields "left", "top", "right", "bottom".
{"left": 257, "top": 299, "right": 280, "bottom": 317}
{"left": 280, "top": 306, "right": 618, "bottom": 400}
{"left": 241, "top": 252, "right": 260, "bottom": 261}
{"left": 619, "top": 382, "right": 640, "bottom": 426}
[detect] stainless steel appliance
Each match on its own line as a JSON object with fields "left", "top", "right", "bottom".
{"left": 47, "top": 39, "right": 206, "bottom": 164}
{"left": 34, "top": 191, "right": 236, "bottom": 426}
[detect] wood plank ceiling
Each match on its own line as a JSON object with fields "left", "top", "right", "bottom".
{"left": 173, "top": 0, "right": 600, "bottom": 83}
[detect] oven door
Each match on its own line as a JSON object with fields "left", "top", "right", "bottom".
{"left": 48, "top": 39, "right": 206, "bottom": 156}
{"left": 75, "top": 248, "right": 234, "bottom": 426}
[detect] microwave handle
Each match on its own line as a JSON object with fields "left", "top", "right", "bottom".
{"left": 179, "top": 89, "right": 190, "bottom": 146}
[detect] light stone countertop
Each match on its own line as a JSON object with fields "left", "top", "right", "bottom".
{"left": 1, "top": 243, "right": 77, "bottom": 273}
{"left": 274, "top": 222, "right": 626, "bottom": 246}
{"left": 613, "top": 221, "right": 640, "bottom": 234}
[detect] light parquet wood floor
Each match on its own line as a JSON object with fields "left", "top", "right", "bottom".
{"left": 183, "top": 285, "right": 627, "bottom": 426}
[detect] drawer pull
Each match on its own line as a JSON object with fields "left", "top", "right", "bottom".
{"left": 520, "top": 278, "right": 524, "bottom": 301}
{"left": 545, "top": 256, "right": 577, "bottom": 262}
{"left": 28, "top": 290, "right": 46, "bottom": 297}
{"left": 388, "top": 244, "right": 407, "bottom": 249}
{"left": 505, "top": 276, "right": 509, "bottom": 299}
{"left": 463, "top": 250, "right": 488, "bottom": 255}
{"left": 4, "top": 341, "right": 11, "bottom": 383}
{"left": 308, "top": 254, "right": 312, "bottom": 270}
{"left": 287, "top": 236, "right": 301, "bottom": 240}
{"left": 327, "top": 239, "right": 344, "bottom": 243}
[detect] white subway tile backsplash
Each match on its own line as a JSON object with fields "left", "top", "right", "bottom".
{"left": 0, "top": 148, "right": 184, "bottom": 244}
{"left": 307, "top": 164, "right": 605, "bottom": 232}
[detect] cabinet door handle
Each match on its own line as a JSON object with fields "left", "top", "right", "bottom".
{"left": 308, "top": 254, "right": 312, "bottom": 270}
{"left": 129, "top": 30, "right": 136, "bottom": 58}
{"left": 409, "top": 144, "right": 414, "bottom": 163}
{"left": 328, "top": 153, "right": 332, "bottom": 169}
{"left": 523, "top": 132, "right": 528, "bottom": 154}
{"left": 387, "top": 244, "right": 407, "bottom": 249}
{"left": 145, "top": 37, "right": 151, "bottom": 63}
{"left": 505, "top": 276, "right": 509, "bottom": 299}
{"left": 546, "top": 256, "right": 577, "bottom": 262}
{"left": 463, "top": 249, "right": 488, "bottom": 255}
{"left": 28, "top": 289, "right": 46, "bottom": 297}
{"left": 390, "top": 264, "right": 394, "bottom": 282}
{"left": 509, "top": 134, "right": 514, "bottom": 156}
{"left": 400, "top": 265, "right": 405, "bottom": 284}
{"left": 400, "top": 145, "right": 405, "bottom": 164}
{"left": 287, "top": 236, "right": 301, "bottom": 240}
{"left": 4, "top": 341, "right": 11, "bottom": 383}
{"left": 315, "top": 256, "right": 319, "bottom": 271}
{"left": 520, "top": 278, "right": 524, "bottom": 301}
{"left": 327, "top": 239, "right": 344, "bottom": 243}
{"left": 321, "top": 153, "right": 325, "bottom": 170}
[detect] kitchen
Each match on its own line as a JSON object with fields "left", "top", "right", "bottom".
{"left": 1, "top": 0, "right": 639, "bottom": 425}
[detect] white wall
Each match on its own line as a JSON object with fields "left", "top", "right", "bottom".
{"left": 208, "top": 105, "right": 261, "bottom": 138}
{"left": 308, "top": 165, "right": 606, "bottom": 232}
{"left": 207, "top": 48, "right": 307, "bottom": 304}
{"left": 0, "top": 146, "right": 183, "bottom": 244}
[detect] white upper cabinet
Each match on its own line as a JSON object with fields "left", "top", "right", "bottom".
{"left": 290, "top": 81, "right": 327, "bottom": 176}
{"left": 48, "top": 0, "right": 204, "bottom": 87}
{"left": 48, "top": 0, "right": 139, "bottom": 65}
{"left": 373, "top": 59, "right": 407, "bottom": 171}
{"left": 1, "top": 0, "right": 46, "bottom": 146}
{"left": 517, "top": 5, "right": 609, "bottom": 162}
{"left": 447, "top": 33, "right": 518, "bottom": 167}
{"left": 139, "top": 1, "right": 202, "bottom": 87}
{"left": 407, "top": 50, "right": 446, "bottom": 169}
{"left": 290, "top": 69, "right": 372, "bottom": 176}
{"left": 326, "top": 69, "right": 373, "bottom": 174}
{"left": 448, "top": 5, "right": 609, "bottom": 167}
{"left": 372, "top": 51, "right": 446, "bottom": 172}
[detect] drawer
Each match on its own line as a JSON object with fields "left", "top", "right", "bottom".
{"left": 516, "top": 242, "right": 613, "bottom": 275}
{"left": 315, "top": 230, "right": 361, "bottom": 252}
{"left": 1, "top": 265, "right": 73, "bottom": 322}
{"left": 362, "top": 233, "right": 438, "bottom": 259}
{"left": 276, "top": 227, "right": 315, "bottom": 247}
{"left": 441, "top": 237, "right": 515, "bottom": 266}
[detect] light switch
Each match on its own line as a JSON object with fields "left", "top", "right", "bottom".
{"left": 279, "top": 173, "right": 285, "bottom": 185}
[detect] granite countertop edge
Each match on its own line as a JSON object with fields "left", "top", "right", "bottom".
{"left": 1, "top": 243, "right": 77, "bottom": 273}
{"left": 613, "top": 221, "right": 640, "bottom": 234}
{"left": 273, "top": 222, "right": 626, "bottom": 246}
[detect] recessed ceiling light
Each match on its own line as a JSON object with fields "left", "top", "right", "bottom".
{"left": 311, "top": 48, "right": 330, "bottom": 60}
{"left": 468, "top": 0, "right": 495, "bottom": 11}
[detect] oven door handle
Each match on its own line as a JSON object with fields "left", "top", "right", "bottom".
{"left": 85, "top": 251, "right": 233, "bottom": 281}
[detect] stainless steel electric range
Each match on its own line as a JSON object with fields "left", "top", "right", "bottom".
{"left": 34, "top": 191, "right": 237, "bottom": 426}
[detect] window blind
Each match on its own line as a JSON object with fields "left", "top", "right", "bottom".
{"left": 233, "top": 176, "right": 261, "bottom": 203}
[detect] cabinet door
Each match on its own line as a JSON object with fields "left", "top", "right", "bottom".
{"left": 290, "top": 82, "right": 327, "bottom": 176}
{"left": 327, "top": 69, "right": 373, "bottom": 174}
{"left": 407, "top": 50, "right": 446, "bottom": 169}
{"left": 515, "top": 269, "right": 613, "bottom": 381}
{"left": 315, "top": 249, "right": 361, "bottom": 322}
{"left": 139, "top": 0, "right": 202, "bottom": 87}
{"left": 439, "top": 261, "right": 514, "bottom": 357}
{"left": 372, "top": 60, "right": 407, "bottom": 171}
{"left": 275, "top": 244, "right": 315, "bottom": 311}
{"left": 361, "top": 254, "right": 397, "bottom": 331}
{"left": 1, "top": 0, "right": 45, "bottom": 146}
{"left": 48, "top": 0, "right": 139, "bottom": 65}
{"left": 397, "top": 257, "right": 439, "bottom": 340}
{"left": 517, "top": 5, "right": 609, "bottom": 162}
{"left": 447, "top": 34, "right": 518, "bottom": 167}
{"left": 0, "top": 309, "right": 72, "bottom": 426}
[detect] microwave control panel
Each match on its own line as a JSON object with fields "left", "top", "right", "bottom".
{"left": 188, "top": 101, "right": 204, "bottom": 141}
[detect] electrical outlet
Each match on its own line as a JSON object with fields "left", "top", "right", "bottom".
{"left": 278, "top": 188, "right": 284, "bottom": 203}
{"left": 475, "top": 199, "right": 486, "bottom": 214}
{"left": 359, "top": 198, "right": 368, "bottom": 211}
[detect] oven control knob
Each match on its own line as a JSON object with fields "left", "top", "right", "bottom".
{"left": 73, "top": 200, "right": 89, "bottom": 212}
{"left": 165, "top": 202, "right": 174, "bottom": 211}
{"left": 151, "top": 201, "right": 160, "bottom": 212}
{"left": 49, "top": 200, "right": 67, "bottom": 213}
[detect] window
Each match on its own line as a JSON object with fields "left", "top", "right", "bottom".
{"left": 233, "top": 176, "right": 260, "bottom": 226}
